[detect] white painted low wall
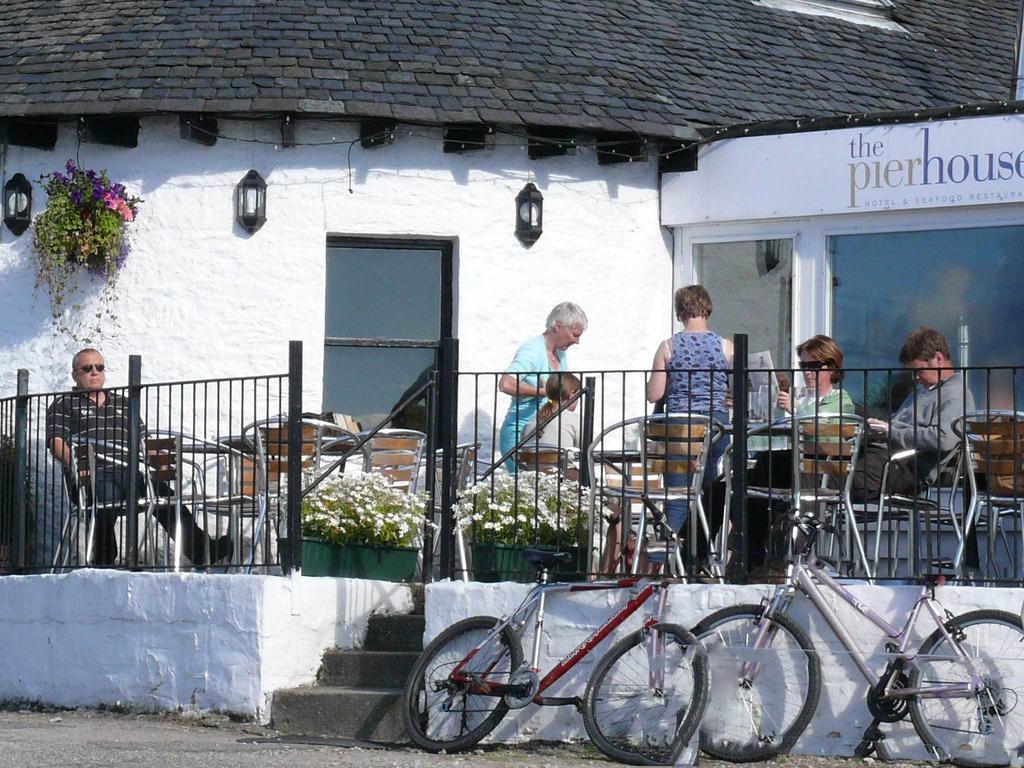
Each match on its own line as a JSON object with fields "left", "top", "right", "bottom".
{"left": 425, "top": 580, "right": 1024, "bottom": 759}
{"left": 0, "top": 570, "right": 413, "bottom": 721}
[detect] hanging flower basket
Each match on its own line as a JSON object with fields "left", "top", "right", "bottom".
{"left": 31, "top": 160, "right": 142, "bottom": 338}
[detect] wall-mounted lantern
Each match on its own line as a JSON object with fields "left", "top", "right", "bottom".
{"left": 515, "top": 182, "right": 543, "bottom": 246}
{"left": 235, "top": 170, "right": 267, "bottom": 234}
{"left": 3, "top": 173, "right": 32, "bottom": 236}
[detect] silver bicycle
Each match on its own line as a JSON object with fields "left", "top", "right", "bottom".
{"left": 693, "top": 514, "right": 1024, "bottom": 766}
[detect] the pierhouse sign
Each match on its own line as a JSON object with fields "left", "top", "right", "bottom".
{"left": 661, "top": 113, "right": 1024, "bottom": 225}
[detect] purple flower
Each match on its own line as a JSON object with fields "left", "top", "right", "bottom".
{"left": 65, "top": 160, "right": 77, "bottom": 174}
{"left": 69, "top": 189, "right": 82, "bottom": 206}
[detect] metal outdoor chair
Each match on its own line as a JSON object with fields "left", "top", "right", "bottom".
{"left": 245, "top": 417, "right": 370, "bottom": 571}
{"left": 142, "top": 432, "right": 260, "bottom": 570}
{"left": 866, "top": 441, "right": 963, "bottom": 579}
{"left": 430, "top": 441, "right": 479, "bottom": 581}
{"left": 586, "top": 413, "right": 725, "bottom": 580}
{"left": 951, "top": 411, "right": 1024, "bottom": 579}
{"left": 725, "top": 414, "right": 870, "bottom": 577}
{"left": 52, "top": 440, "right": 159, "bottom": 571}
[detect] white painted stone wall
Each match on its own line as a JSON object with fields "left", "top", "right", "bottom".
{"left": 426, "top": 580, "right": 1024, "bottom": 759}
{"left": 0, "top": 117, "right": 672, "bottom": 429}
{"left": 0, "top": 569, "right": 412, "bottom": 720}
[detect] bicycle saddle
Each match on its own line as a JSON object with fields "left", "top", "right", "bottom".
{"left": 520, "top": 549, "right": 572, "bottom": 569}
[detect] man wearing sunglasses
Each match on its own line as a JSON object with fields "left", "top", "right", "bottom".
{"left": 46, "top": 349, "right": 232, "bottom": 567}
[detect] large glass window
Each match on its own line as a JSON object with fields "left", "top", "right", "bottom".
{"left": 323, "top": 240, "right": 452, "bottom": 429}
{"left": 831, "top": 224, "right": 1024, "bottom": 409}
{"left": 693, "top": 239, "right": 793, "bottom": 370}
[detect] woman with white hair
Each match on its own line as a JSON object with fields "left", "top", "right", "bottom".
{"left": 498, "top": 302, "right": 588, "bottom": 466}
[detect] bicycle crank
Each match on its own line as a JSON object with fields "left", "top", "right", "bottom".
{"left": 867, "top": 662, "right": 912, "bottom": 723}
{"left": 503, "top": 665, "right": 540, "bottom": 709}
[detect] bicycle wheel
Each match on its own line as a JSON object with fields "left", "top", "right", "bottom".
{"left": 402, "top": 615, "right": 523, "bottom": 753}
{"left": 910, "top": 609, "right": 1024, "bottom": 767}
{"left": 583, "top": 622, "right": 709, "bottom": 765}
{"left": 692, "top": 604, "right": 821, "bottom": 762}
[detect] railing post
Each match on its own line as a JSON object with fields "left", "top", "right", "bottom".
{"left": 422, "top": 370, "right": 438, "bottom": 583}
{"left": 284, "top": 340, "right": 303, "bottom": 575}
{"left": 729, "top": 334, "right": 749, "bottom": 580}
{"left": 579, "top": 376, "right": 596, "bottom": 488}
{"left": 437, "top": 337, "right": 459, "bottom": 580}
{"left": 13, "top": 369, "right": 29, "bottom": 572}
{"left": 124, "top": 355, "right": 142, "bottom": 570}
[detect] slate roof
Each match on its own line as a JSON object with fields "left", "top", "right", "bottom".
{"left": 0, "top": 0, "right": 1018, "bottom": 139}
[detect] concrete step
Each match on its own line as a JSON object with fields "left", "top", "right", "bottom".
{"left": 364, "top": 613, "right": 425, "bottom": 652}
{"left": 272, "top": 686, "right": 407, "bottom": 743}
{"left": 318, "top": 649, "right": 420, "bottom": 688}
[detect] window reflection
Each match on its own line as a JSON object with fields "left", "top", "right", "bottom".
{"left": 323, "top": 346, "right": 436, "bottom": 431}
{"left": 831, "top": 224, "right": 1024, "bottom": 408}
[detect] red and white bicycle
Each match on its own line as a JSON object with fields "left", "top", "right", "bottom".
{"left": 402, "top": 548, "right": 707, "bottom": 765}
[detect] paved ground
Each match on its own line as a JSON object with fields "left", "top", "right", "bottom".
{"left": 0, "top": 709, "right": 922, "bottom": 768}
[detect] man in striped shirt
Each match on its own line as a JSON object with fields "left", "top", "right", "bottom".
{"left": 46, "top": 348, "right": 231, "bottom": 566}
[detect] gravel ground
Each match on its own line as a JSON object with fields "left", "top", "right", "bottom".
{"left": 0, "top": 708, "right": 928, "bottom": 768}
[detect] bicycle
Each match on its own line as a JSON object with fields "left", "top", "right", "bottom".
{"left": 402, "top": 548, "right": 709, "bottom": 765}
{"left": 692, "top": 514, "right": 1024, "bottom": 766}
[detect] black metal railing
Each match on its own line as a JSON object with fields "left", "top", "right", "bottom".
{"left": 447, "top": 342, "right": 1024, "bottom": 586}
{"left": 4, "top": 333, "right": 1023, "bottom": 587}
{"left": 0, "top": 345, "right": 302, "bottom": 574}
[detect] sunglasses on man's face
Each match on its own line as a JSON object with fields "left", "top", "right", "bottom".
{"left": 77, "top": 364, "right": 105, "bottom": 374}
{"left": 799, "top": 360, "right": 825, "bottom": 371}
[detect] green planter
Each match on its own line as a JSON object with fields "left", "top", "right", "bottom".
{"left": 470, "top": 543, "right": 586, "bottom": 583}
{"left": 302, "top": 537, "right": 418, "bottom": 581}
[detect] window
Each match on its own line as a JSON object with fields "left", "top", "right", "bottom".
{"left": 831, "top": 224, "right": 1024, "bottom": 408}
{"left": 323, "top": 239, "right": 453, "bottom": 430}
{"left": 693, "top": 238, "right": 794, "bottom": 370}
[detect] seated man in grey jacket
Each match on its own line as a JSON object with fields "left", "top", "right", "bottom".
{"left": 852, "top": 326, "right": 975, "bottom": 502}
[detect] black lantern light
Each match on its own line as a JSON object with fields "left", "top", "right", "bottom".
{"left": 235, "top": 169, "right": 267, "bottom": 234}
{"left": 3, "top": 173, "right": 32, "bottom": 236}
{"left": 515, "top": 182, "right": 543, "bottom": 246}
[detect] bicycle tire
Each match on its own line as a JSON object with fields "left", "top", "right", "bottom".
{"left": 692, "top": 603, "right": 821, "bottom": 762}
{"left": 583, "top": 622, "right": 709, "bottom": 765}
{"left": 910, "top": 609, "right": 1024, "bottom": 767}
{"left": 402, "top": 615, "right": 524, "bottom": 753}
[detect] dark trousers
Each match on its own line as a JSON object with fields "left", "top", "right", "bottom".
{"left": 84, "top": 469, "right": 209, "bottom": 566}
{"left": 745, "top": 450, "right": 795, "bottom": 568}
{"left": 850, "top": 443, "right": 979, "bottom": 570}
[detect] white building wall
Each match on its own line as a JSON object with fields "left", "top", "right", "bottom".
{"left": 0, "top": 570, "right": 413, "bottom": 721}
{"left": 0, "top": 117, "right": 672, "bottom": 421}
{"left": 426, "top": 580, "right": 1024, "bottom": 759}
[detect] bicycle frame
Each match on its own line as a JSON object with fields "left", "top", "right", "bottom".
{"left": 451, "top": 575, "right": 672, "bottom": 703}
{"left": 756, "top": 553, "right": 982, "bottom": 700}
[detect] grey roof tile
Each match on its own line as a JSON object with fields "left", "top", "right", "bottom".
{"left": 0, "top": 0, "right": 1016, "bottom": 137}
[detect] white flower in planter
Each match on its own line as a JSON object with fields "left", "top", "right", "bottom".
{"left": 301, "top": 471, "right": 429, "bottom": 548}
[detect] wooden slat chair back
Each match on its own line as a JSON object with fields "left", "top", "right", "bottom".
{"left": 643, "top": 420, "right": 707, "bottom": 477}
{"left": 145, "top": 436, "right": 182, "bottom": 485}
{"left": 516, "top": 444, "right": 569, "bottom": 475}
{"left": 797, "top": 420, "right": 861, "bottom": 493}
{"left": 963, "top": 415, "right": 1024, "bottom": 496}
{"left": 370, "top": 430, "right": 426, "bottom": 493}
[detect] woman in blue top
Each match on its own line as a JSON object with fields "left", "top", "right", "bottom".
{"left": 498, "top": 302, "right": 588, "bottom": 467}
{"left": 646, "top": 285, "right": 733, "bottom": 534}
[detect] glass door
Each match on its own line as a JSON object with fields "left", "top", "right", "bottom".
{"left": 323, "top": 238, "right": 453, "bottom": 430}
{"left": 692, "top": 238, "right": 794, "bottom": 372}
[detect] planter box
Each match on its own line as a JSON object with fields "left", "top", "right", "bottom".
{"left": 301, "top": 537, "right": 418, "bottom": 581}
{"left": 470, "top": 543, "right": 585, "bottom": 583}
